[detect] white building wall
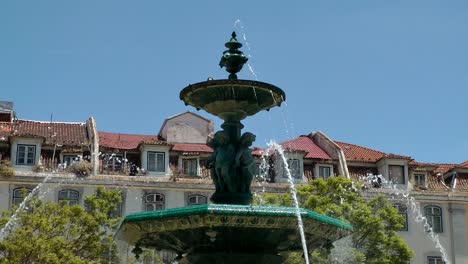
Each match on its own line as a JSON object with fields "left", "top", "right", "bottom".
{"left": 0, "top": 183, "right": 9, "bottom": 211}
{"left": 164, "top": 189, "right": 185, "bottom": 209}
{"left": 451, "top": 204, "right": 467, "bottom": 263}
{"left": 124, "top": 188, "right": 143, "bottom": 214}
{"left": 399, "top": 202, "right": 452, "bottom": 264}
{"left": 160, "top": 112, "right": 213, "bottom": 144}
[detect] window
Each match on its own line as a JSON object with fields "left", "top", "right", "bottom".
{"left": 394, "top": 204, "right": 408, "bottom": 231}
{"left": 425, "top": 205, "right": 443, "bottom": 233}
{"left": 145, "top": 193, "right": 165, "bottom": 211}
{"left": 12, "top": 187, "right": 32, "bottom": 206}
{"left": 16, "top": 144, "right": 36, "bottom": 165}
{"left": 427, "top": 256, "right": 444, "bottom": 264}
{"left": 253, "top": 163, "right": 260, "bottom": 176}
{"left": 283, "top": 159, "right": 301, "bottom": 179}
{"left": 319, "top": 166, "right": 332, "bottom": 179}
{"left": 147, "top": 152, "right": 165, "bottom": 172}
{"left": 414, "top": 173, "right": 426, "bottom": 186}
{"left": 389, "top": 165, "right": 405, "bottom": 184}
{"left": 182, "top": 159, "right": 197, "bottom": 176}
{"left": 63, "top": 155, "right": 80, "bottom": 167}
{"left": 187, "top": 194, "right": 207, "bottom": 206}
{"left": 58, "top": 189, "right": 80, "bottom": 206}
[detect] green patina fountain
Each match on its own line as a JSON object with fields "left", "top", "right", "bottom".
{"left": 115, "top": 32, "right": 352, "bottom": 264}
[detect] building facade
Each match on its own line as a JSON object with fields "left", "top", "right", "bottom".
{"left": 0, "top": 102, "right": 466, "bottom": 263}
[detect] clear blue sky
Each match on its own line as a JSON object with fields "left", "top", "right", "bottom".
{"left": 1, "top": 1, "right": 467, "bottom": 164}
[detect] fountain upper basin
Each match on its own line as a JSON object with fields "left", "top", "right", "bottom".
{"left": 180, "top": 79, "right": 286, "bottom": 121}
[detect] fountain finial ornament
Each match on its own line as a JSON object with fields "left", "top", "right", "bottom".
{"left": 219, "top": 31, "right": 248, "bottom": 80}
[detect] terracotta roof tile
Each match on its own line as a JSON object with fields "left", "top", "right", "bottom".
{"left": 335, "top": 141, "right": 385, "bottom": 163}
{"left": 453, "top": 173, "right": 468, "bottom": 192}
{"left": 459, "top": 161, "right": 468, "bottom": 168}
{"left": 98, "top": 131, "right": 164, "bottom": 150}
{"left": 140, "top": 140, "right": 172, "bottom": 146}
{"left": 408, "top": 161, "right": 438, "bottom": 168}
{"left": 12, "top": 120, "right": 89, "bottom": 146}
{"left": 383, "top": 153, "right": 412, "bottom": 160}
{"left": 433, "top": 164, "right": 456, "bottom": 174}
{"left": 171, "top": 143, "right": 212, "bottom": 153}
{"left": 281, "top": 136, "right": 331, "bottom": 160}
{"left": 251, "top": 147, "right": 264, "bottom": 157}
{"left": 426, "top": 174, "right": 451, "bottom": 192}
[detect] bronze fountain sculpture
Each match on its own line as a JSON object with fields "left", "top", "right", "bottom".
{"left": 115, "top": 32, "right": 351, "bottom": 264}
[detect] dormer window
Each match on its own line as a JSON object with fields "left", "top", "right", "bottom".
{"left": 319, "top": 166, "right": 332, "bottom": 179}
{"left": 283, "top": 159, "right": 301, "bottom": 179}
{"left": 414, "top": 173, "right": 426, "bottom": 187}
{"left": 147, "top": 152, "right": 165, "bottom": 172}
{"left": 16, "top": 144, "right": 36, "bottom": 165}
{"left": 389, "top": 165, "right": 405, "bottom": 184}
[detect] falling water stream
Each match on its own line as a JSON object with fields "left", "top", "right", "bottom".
{"left": 267, "top": 141, "right": 310, "bottom": 264}
{"left": 362, "top": 174, "right": 450, "bottom": 264}
{"left": 0, "top": 174, "right": 53, "bottom": 241}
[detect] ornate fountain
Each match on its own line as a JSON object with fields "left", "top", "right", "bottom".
{"left": 116, "top": 32, "right": 352, "bottom": 264}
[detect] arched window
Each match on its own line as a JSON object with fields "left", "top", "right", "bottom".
{"left": 58, "top": 189, "right": 80, "bottom": 206}
{"left": 145, "top": 193, "right": 165, "bottom": 211}
{"left": 427, "top": 256, "right": 444, "bottom": 264}
{"left": 425, "top": 205, "right": 443, "bottom": 233}
{"left": 12, "top": 187, "right": 32, "bottom": 206}
{"left": 394, "top": 203, "right": 408, "bottom": 231}
{"left": 187, "top": 194, "right": 207, "bottom": 206}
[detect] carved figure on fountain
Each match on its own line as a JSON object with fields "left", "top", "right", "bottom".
{"left": 206, "top": 129, "right": 256, "bottom": 204}
{"left": 235, "top": 132, "right": 256, "bottom": 193}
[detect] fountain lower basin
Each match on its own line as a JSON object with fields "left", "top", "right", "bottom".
{"left": 116, "top": 204, "right": 352, "bottom": 264}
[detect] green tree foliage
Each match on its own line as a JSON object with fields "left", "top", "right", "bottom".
{"left": 0, "top": 187, "right": 122, "bottom": 264}
{"left": 263, "top": 177, "right": 413, "bottom": 264}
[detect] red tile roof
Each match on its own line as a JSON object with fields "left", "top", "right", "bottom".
{"left": 281, "top": 136, "right": 331, "bottom": 159}
{"left": 433, "top": 164, "right": 456, "bottom": 174}
{"left": 171, "top": 143, "right": 213, "bottom": 154}
{"left": 335, "top": 141, "right": 385, "bottom": 163}
{"left": 251, "top": 147, "right": 265, "bottom": 157}
{"left": 453, "top": 174, "right": 468, "bottom": 192}
{"left": 98, "top": 131, "right": 166, "bottom": 150}
{"left": 459, "top": 161, "right": 468, "bottom": 168}
{"left": 11, "top": 120, "right": 89, "bottom": 146}
{"left": 426, "top": 174, "right": 451, "bottom": 192}
{"left": 384, "top": 153, "right": 412, "bottom": 160}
